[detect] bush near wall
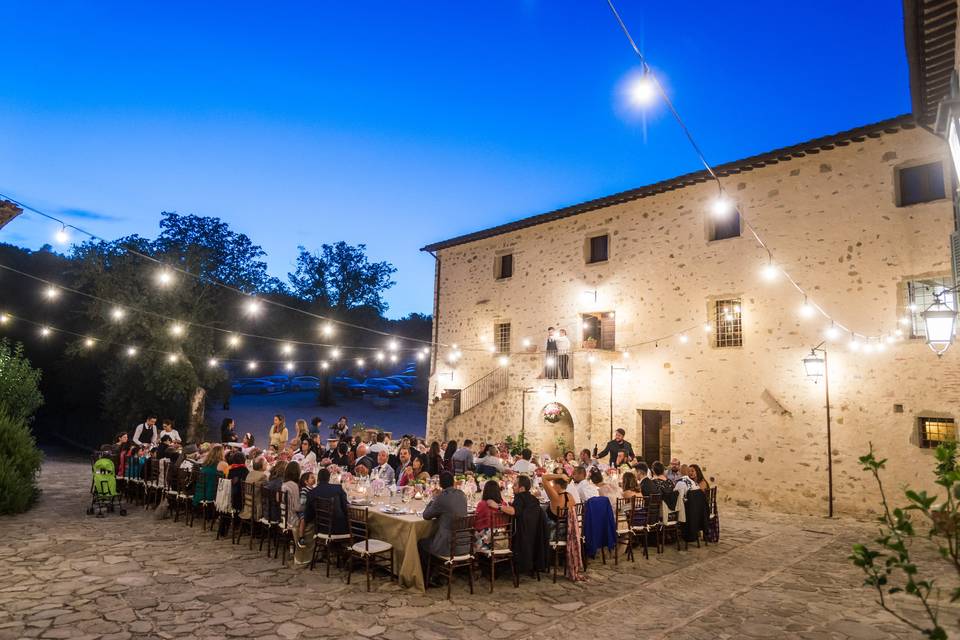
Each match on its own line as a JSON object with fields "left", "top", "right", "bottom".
{"left": 0, "top": 339, "right": 45, "bottom": 515}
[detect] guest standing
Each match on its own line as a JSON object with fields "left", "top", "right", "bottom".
{"left": 268, "top": 415, "right": 288, "bottom": 450}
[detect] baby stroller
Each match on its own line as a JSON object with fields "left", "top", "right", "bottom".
{"left": 88, "top": 453, "right": 127, "bottom": 517}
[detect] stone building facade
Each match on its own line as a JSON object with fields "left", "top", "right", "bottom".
{"left": 421, "top": 115, "right": 960, "bottom": 516}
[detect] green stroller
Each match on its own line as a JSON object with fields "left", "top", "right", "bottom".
{"left": 88, "top": 455, "right": 127, "bottom": 517}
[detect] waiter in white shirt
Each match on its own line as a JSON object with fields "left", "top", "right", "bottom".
{"left": 132, "top": 415, "right": 159, "bottom": 446}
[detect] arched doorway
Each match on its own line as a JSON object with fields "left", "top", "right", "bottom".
{"left": 537, "top": 402, "right": 575, "bottom": 458}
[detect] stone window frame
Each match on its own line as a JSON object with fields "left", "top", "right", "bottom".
{"left": 893, "top": 157, "right": 950, "bottom": 208}
{"left": 494, "top": 321, "right": 511, "bottom": 354}
{"left": 708, "top": 295, "right": 743, "bottom": 349}
{"left": 494, "top": 252, "right": 514, "bottom": 281}
{"left": 918, "top": 416, "right": 956, "bottom": 449}
{"left": 584, "top": 231, "right": 610, "bottom": 265}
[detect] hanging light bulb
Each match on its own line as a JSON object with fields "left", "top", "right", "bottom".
{"left": 357, "top": 358, "right": 366, "bottom": 367}
{"left": 895, "top": 328, "right": 904, "bottom": 337}
{"left": 167, "top": 353, "right": 179, "bottom": 364}
{"left": 208, "top": 358, "right": 219, "bottom": 367}
{"left": 320, "top": 361, "right": 329, "bottom": 370}
{"left": 169, "top": 323, "right": 185, "bottom": 337}
{"left": 0, "top": 313, "right": 8, "bottom": 324}
{"left": 627, "top": 66, "right": 656, "bottom": 107}
{"left": 388, "top": 340, "right": 398, "bottom": 351}
{"left": 876, "top": 341, "right": 887, "bottom": 352}
{"left": 55, "top": 225, "right": 70, "bottom": 244}
{"left": 389, "top": 354, "right": 398, "bottom": 363}
{"left": 824, "top": 324, "right": 840, "bottom": 341}
{"left": 703, "top": 323, "right": 713, "bottom": 333}
{"left": 244, "top": 298, "right": 262, "bottom": 316}
{"left": 848, "top": 336, "right": 861, "bottom": 352}
{"left": 885, "top": 335, "right": 895, "bottom": 344}
{"left": 416, "top": 352, "right": 425, "bottom": 361}
{"left": 284, "top": 361, "right": 294, "bottom": 371}
{"left": 679, "top": 334, "right": 689, "bottom": 344}
{"left": 421, "top": 347, "right": 431, "bottom": 355}
{"left": 711, "top": 195, "right": 734, "bottom": 218}
{"left": 111, "top": 307, "right": 126, "bottom": 321}
{"left": 43, "top": 285, "right": 58, "bottom": 300}
{"left": 280, "top": 342, "right": 293, "bottom": 355}
{"left": 376, "top": 351, "right": 385, "bottom": 361}
{"left": 799, "top": 298, "right": 815, "bottom": 318}
{"left": 247, "top": 361, "right": 257, "bottom": 371}
{"left": 330, "top": 348, "right": 341, "bottom": 359}
{"left": 156, "top": 269, "right": 174, "bottom": 287}
{"left": 761, "top": 260, "right": 778, "bottom": 282}
{"left": 863, "top": 341, "right": 875, "bottom": 354}
{"left": 498, "top": 355, "right": 509, "bottom": 367}
{"left": 908, "top": 303, "right": 918, "bottom": 313}
{"left": 451, "top": 343, "right": 459, "bottom": 350}
{"left": 126, "top": 346, "right": 138, "bottom": 357}
{"left": 39, "top": 326, "right": 51, "bottom": 337}
{"left": 622, "top": 350, "right": 631, "bottom": 359}
{"left": 227, "top": 334, "right": 241, "bottom": 348}
{"left": 322, "top": 323, "right": 334, "bottom": 337}
{"left": 83, "top": 337, "right": 95, "bottom": 348}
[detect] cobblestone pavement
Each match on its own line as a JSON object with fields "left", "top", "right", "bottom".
{"left": 1, "top": 457, "right": 958, "bottom": 640}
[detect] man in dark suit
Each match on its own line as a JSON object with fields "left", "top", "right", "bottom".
{"left": 296, "top": 468, "right": 350, "bottom": 566}
{"left": 418, "top": 472, "right": 467, "bottom": 584}
{"left": 596, "top": 428, "right": 635, "bottom": 463}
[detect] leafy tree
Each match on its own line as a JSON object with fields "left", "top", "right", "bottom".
{"left": 69, "top": 212, "right": 275, "bottom": 440}
{"left": 0, "top": 339, "right": 43, "bottom": 422}
{"left": 0, "top": 340, "right": 44, "bottom": 514}
{"left": 851, "top": 442, "right": 960, "bottom": 639}
{"left": 288, "top": 242, "right": 397, "bottom": 313}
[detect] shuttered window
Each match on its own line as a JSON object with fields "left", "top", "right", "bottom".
{"left": 496, "top": 254, "right": 513, "bottom": 280}
{"left": 588, "top": 235, "right": 609, "bottom": 264}
{"left": 898, "top": 162, "right": 946, "bottom": 207}
{"left": 582, "top": 312, "right": 615, "bottom": 350}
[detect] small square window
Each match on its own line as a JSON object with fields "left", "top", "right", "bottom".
{"left": 918, "top": 417, "right": 955, "bottom": 449}
{"left": 496, "top": 254, "right": 513, "bottom": 280}
{"left": 494, "top": 322, "right": 511, "bottom": 354}
{"left": 713, "top": 298, "right": 742, "bottom": 348}
{"left": 898, "top": 162, "right": 946, "bottom": 206}
{"left": 710, "top": 211, "right": 741, "bottom": 241}
{"left": 581, "top": 312, "right": 615, "bottom": 350}
{"left": 588, "top": 235, "right": 609, "bottom": 264}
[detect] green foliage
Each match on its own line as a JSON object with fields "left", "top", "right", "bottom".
{"left": 555, "top": 434, "right": 569, "bottom": 456}
{"left": 0, "top": 408, "right": 44, "bottom": 514}
{"left": 0, "top": 339, "right": 43, "bottom": 422}
{"left": 288, "top": 242, "right": 397, "bottom": 313}
{"left": 851, "top": 442, "right": 960, "bottom": 639}
{"left": 504, "top": 433, "right": 529, "bottom": 457}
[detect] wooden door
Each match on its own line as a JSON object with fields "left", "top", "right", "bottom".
{"left": 640, "top": 410, "right": 670, "bottom": 464}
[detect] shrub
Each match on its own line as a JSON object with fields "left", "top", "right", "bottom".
{"left": 0, "top": 409, "right": 43, "bottom": 514}
{"left": 0, "top": 339, "right": 43, "bottom": 422}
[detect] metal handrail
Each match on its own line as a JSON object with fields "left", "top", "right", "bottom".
{"left": 452, "top": 367, "right": 509, "bottom": 416}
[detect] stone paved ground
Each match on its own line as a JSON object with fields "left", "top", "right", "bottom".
{"left": 1, "top": 457, "right": 959, "bottom": 640}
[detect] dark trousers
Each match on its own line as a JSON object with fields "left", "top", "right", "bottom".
{"left": 418, "top": 537, "right": 435, "bottom": 584}
{"left": 558, "top": 354, "right": 569, "bottom": 379}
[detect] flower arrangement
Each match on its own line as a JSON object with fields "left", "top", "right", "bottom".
{"left": 543, "top": 402, "right": 565, "bottom": 424}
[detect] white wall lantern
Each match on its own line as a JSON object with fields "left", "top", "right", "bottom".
{"left": 802, "top": 350, "right": 825, "bottom": 382}
{"left": 923, "top": 295, "right": 957, "bottom": 356}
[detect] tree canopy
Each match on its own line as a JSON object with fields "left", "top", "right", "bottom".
{"left": 288, "top": 242, "right": 397, "bottom": 313}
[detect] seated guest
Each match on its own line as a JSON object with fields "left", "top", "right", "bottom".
{"left": 511, "top": 448, "right": 537, "bottom": 474}
{"left": 673, "top": 464, "right": 695, "bottom": 498}
{"left": 295, "top": 468, "right": 351, "bottom": 565}
{"left": 353, "top": 444, "right": 376, "bottom": 472}
{"left": 237, "top": 455, "right": 267, "bottom": 521}
{"left": 393, "top": 447, "right": 412, "bottom": 479}
{"left": 443, "top": 440, "right": 458, "bottom": 471}
{"left": 451, "top": 439, "right": 475, "bottom": 472}
{"left": 650, "top": 461, "right": 675, "bottom": 494}
{"left": 579, "top": 448, "right": 597, "bottom": 469}
{"left": 299, "top": 471, "right": 316, "bottom": 514}
{"left": 571, "top": 466, "right": 599, "bottom": 502}
{"left": 369, "top": 432, "right": 390, "bottom": 455}
{"left": 290, "top": 419, "right": 310, "bottom": 446}
{"left": 372, "top": 450, "right": 396, "bottom": 485}
{"left": 220, "top": 418, "right": 238, "bottom": 443}
{"left": 159, "top": 419, "right": 182, "bottom": 444}
{"left": 510, "top": 474, "right": 548, "bottom": 575}
{"left": 193, "top": 444, "right": 223, "bottom": 507}
{"left": 613, "top": 451, "right": 631, "bottom": 471}
{"left": 418, "top": 472, "right": 468, "bottom": 583}
{"left": 474, "top": 480, "right": 515, "bottom": 551}
{"left": 621, "top": 471, "right": 642, "bottom": 501}
{"left": 425, "top": 441, "right": 444, "bottom": 476}
{"left": 541, "top": 473, "right": 577, "bottom": 524}
{"left": 292, "top": 439, "right": 318, "bottom": 474}
{"left": 474, "top": 445, "right": 505, "bottom": 475}
{"left": 689, "top": 464, "right": 709, "bottom": 492}
{"left": 399, "top": 456, "right": 429, "bottom": 487}
{"left": 281, "top": 461, "right": 303, "bottom": 532}
{"left": 562, "top": 451, "right": 576, "bottom": 475}
{"left": 590, "top": 467, "right": 620, "bottom": 510}
{"left": 666, "top": 458, "right": 682, "bottom": 483}
{"left": 309, "top": 433, "right": 326, "bottom": 459}
{"left": 330, "top": 441, "right": 351, "bottom": 467}
{"left": 354, "top": 461, "right": 371, "bottom": 478}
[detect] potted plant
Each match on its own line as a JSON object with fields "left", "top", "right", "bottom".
{"left": 582, "top": 336, "right": 597, "bottom": 349}
{"left": 543, "top": 402, "right": 564, "bottom": 424}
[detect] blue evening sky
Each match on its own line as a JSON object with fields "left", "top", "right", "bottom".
{"left": 0, "top": 1, "right": 909, "bottom": 317}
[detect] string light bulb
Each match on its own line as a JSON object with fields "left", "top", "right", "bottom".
{"left": 703, "top": 323, "right": 712, "bottom": 333}
{"left": 247, "top": 361, "right": 257, "bottom": 371}
{"left": 848, "top": 338, "right": 861, "bottom": 352}
{"left": 416, "top": 352, "right": 425, "bottom": 361}
{"left": 357, "top": 358, "right": 366, "bottom": 367}
{"left": 388, "top": 340, "right": 398, "bottom": 351}
{"left": 244, "top": 298, "right": 262, "bottom": 316}
{"left": 389, "top": 354, "right": 398, "bottom": 363}
{"left": 83, "top": 337, "right": 95, "bottom": 348}
{"left": 799, "top": 298, "right": 815, "bottom": 318}
{"left": 126, "top": 346, "right": 138, "bottom": 357}
{"left": 498, "top": 355, "right": 509, "bottom": 367}
{"left": 208, "top": 358, "right": 219, "bottom": 367}
{"left": 167, "top": 354, "right": 179, "bottom": 364}
{"left": 863, "top": 341, "right": 875, "bottom": 354}
{"left": 521, "top": 338, "right": 531, "bottom": 348}
{"left": 43, "top": 285, "right": 58, "bottom": 300}
{"left": 322, "top": 323, "right": 334, "bottom": 336}
{"left": 227, "top": 334, "right": 241, "bottom": 348}
{"left": 824, "top": 324, "right": 839, "bottom": 341}
{"left": 622, "top": 350, "right": 631, "bottom": 359}
{"left": 280, "top": 343, "right": 293, "bottom": 355}
{"left": 156, "top": 269, "right": 174, "bottom": 287}
{"left": 39, "top": 326, "right": 51, "bottom": 337}
{"left": 0, "top": 313, "right": 8, "bottom": 324}
{"left": 320, "top": 361, "right": 329, "bottom": 370}
{"left": 330, "top": 348, "right": 340, "bottom": 359}
{"left": 627, "top": 67, "right": 656, "bottom": 107}
{"left": 111, "top": 307, "right": 126, "bottom": 321}
{"left": 899, "top": 316, "right": 911, "bottom": 326}
{"left": 588, "top": 354, "right": 596, "bottom": 363}
{"left": 284, "top": 361, "right": 294, "bottom": 371}
{"left": 169, "top": 323, "right": 185, "bottom": 337}
{"left": 761, "top": 259, "right": 778, "bottom": 282}
{"left": 711, "top": 195, "right": 734, "bottom": 218}
{"left": 679, "top": 334, "right": 689, "bottom": 344}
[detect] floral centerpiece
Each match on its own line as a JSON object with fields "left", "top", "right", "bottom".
{"left": 543, "top": 402, "right": 565, "bottom": 424}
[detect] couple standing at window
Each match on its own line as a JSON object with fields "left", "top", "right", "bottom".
{"left": 545, "top": 326, "right": 571, "bottom": 379}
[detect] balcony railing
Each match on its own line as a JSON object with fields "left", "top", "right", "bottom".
{"left": 542, "top": 349, "right": 573, "bottom": 380}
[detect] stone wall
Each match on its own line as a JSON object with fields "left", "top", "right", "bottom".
{"left": 426, "top": 124, "right": 960, "bottom": 516}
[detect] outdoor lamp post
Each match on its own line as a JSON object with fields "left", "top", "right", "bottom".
{"left": 609, "top": 365, "right": 628, "bottom": 440}
{"left": 923, "top": 293, "right": 957, "bottom": 357}
{"left": 802, "top": 343, "right": 833, "bottom": 518}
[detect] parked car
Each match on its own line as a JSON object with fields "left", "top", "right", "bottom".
{"left": 384, "top": 376, "right": 415, "bottom": 394}
{"left": 290, "top": 376, "right": 320, "bottom": 391}
{"left": 362, "top": 377, "right": 403, "bottom": 398}
{"left": 232, "top": 379, "right": 280, "bottom": 395}
{"left": 261, "top": 375, "right": 291, "bottom": 391}
{"left": 332, "top": 376, "right": 366, "bottom": 397}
